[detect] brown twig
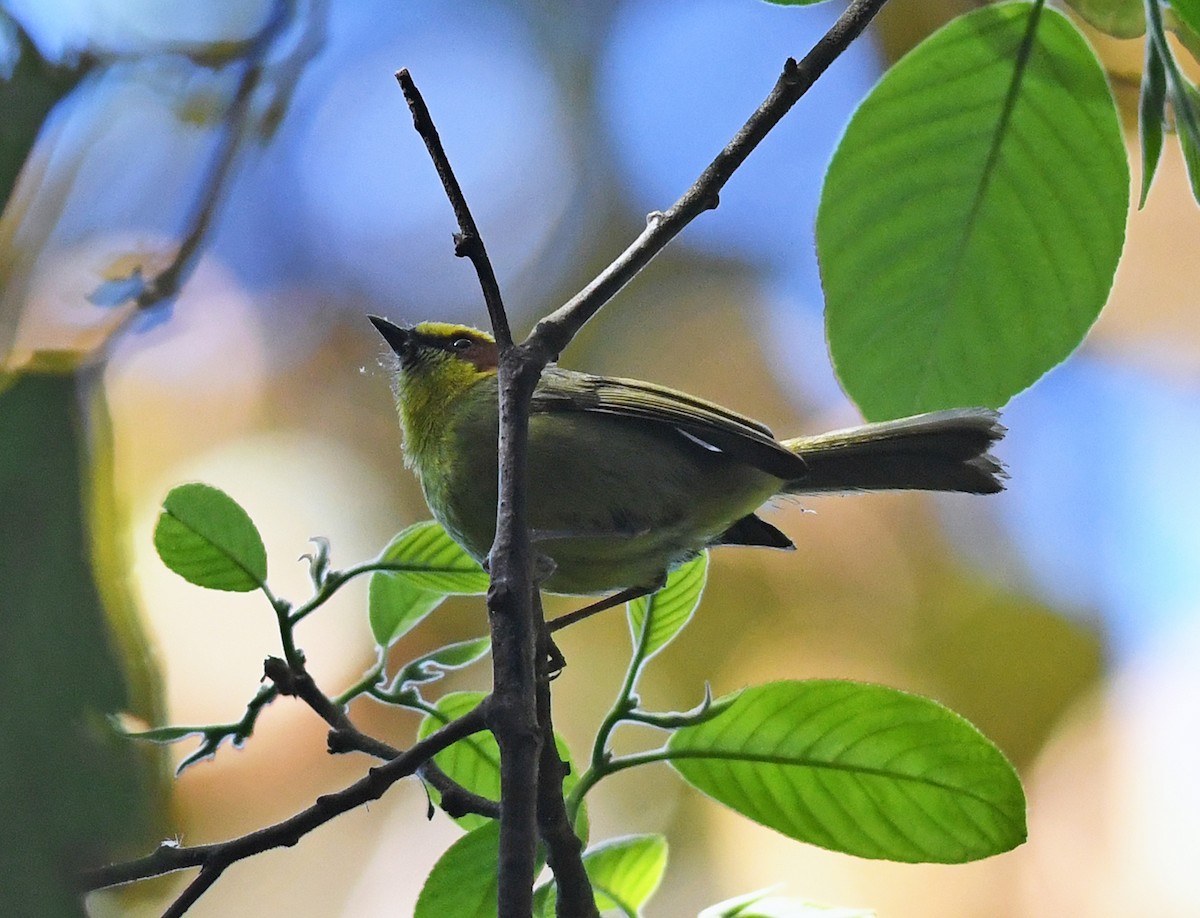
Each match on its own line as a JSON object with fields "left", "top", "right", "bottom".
{"left": 394, "top": 69, "right": 512, "bottom": 346}
{"left": 80, "top": 701, "right": 491, "bottom": 899}
{"left": 268, "top": 656, "right": 500, "bottom": 820}
{"left": 528, "top": 0, "right": 892, "bottom": 363}
{"left": 534, "top": 602, "right": 599, "bottom": 918}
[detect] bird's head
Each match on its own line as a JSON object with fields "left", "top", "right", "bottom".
{"left": 369, "top": 316, "right": 498, "bottom": 461}
{"left": 369, "top": 316, "right": 498, "bottom": 379}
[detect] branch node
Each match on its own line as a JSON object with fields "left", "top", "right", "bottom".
{"left": 263, "top": 656, "right": 295, "bottom": 694}
{"left": 326, "top": 729, "right": 356, "bottom": 755}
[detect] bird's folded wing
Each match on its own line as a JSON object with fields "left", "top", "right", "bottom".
{"left": 533, "top": 368, "right": 807, "bottom": 480}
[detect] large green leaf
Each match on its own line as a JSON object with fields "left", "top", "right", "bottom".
{"left": 414, "top": 822, "right": 500, "bottom": 918}
{"left": 667, "top": 680, "right": 1026, "bottom": 863}
{"left": 534, "top": 834, "right": 668, "bottom": 917}
{"left": 627, "top": 553, "right": 707, "bottom": 663}
{"left": 818, "top": 3, "right": 1128, "bottom": 420}
{"left": 153, "top": 482, "right": 267, "bottom": 592}
{"left": 1170, "top": 0, "right": 1200, "bottom": 40}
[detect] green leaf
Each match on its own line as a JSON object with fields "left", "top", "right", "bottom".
{"left": 368, "top": 573, "right": 446, "bottom": 648}
{"left": 818, "top": 3, "right": 1128, "bottom": 420}
{"left": 153, "top": 483, "right": 267, "bottom": 592}
{"left": 1172, "top": 82, "right": 1200, "bottom": 203}
{"left": 414, "top": 821, "right": 500, "bottom": 918}
{"left": 417, "top": 693, "right": 497, "bottom": 831}
{"left": 1170, "top": 0, "right": 1200, "bottom": 39}
{"left": 376, "top": 520, "right": 489, "bottom": 592}
{"left": 666, "top": 680, "right": 1026, "bottom": 864}
{"left": 1165, "top": 6, "right": 1200, "bottom": 64}
{"left": 369, "top": 521, "right": 489, "bottom": 647}
{"left": 628, "top": 553, "right": 707, "bottom": 663}
{"left": 1064, "top": 0, "right": 1145, "bottom": 37}
{"left": 394, "top": 637, "right": 492, "bottom": 688}
{"left": 535, "top": 834, "right": 668, "bottom": 917}
{"left": 1140, "top": 34, "right": 1168, "bottom": 207}
{"left": 417, "top": 692, "right": 578, "bottom": 832}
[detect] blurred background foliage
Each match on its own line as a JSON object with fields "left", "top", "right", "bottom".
{"left": 0, "top": 0, "right": 1197, "bottom": 916}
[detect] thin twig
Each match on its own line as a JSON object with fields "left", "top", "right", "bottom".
{"left": 271, "top": 658, "right": 501, "bottom": 820}
{"left": 528, "top": 0, "right": 891, "bottom": 362}
{"left": 394, "top": 68, "right": 512, "bottom": 346}
{"left": 80, "top": 702, "right": 491, "bottom": 896}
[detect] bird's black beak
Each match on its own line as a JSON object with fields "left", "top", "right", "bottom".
{"left": 368, "top": 315, "right": 413, "bottom": 360}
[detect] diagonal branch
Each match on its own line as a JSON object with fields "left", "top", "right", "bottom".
{"left": 267, "top": 656, "right": 499, "bottom": 820}
{"left": 394, "top": 68, "right": 512, "bottom": 346}
{"left": 80, "top": 701, "right": 491, "bottom": 897}
{"left": 528, "top": 0, "right": 891, "bottom": 362}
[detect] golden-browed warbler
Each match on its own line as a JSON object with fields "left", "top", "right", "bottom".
{"left": 370, "top": 316, "right": 1005, "bottom": 600}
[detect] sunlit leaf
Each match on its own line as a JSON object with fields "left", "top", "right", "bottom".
{"left": 368, "top": 573, "right": 446, "bottom": 648}
{"left": 535, "top": 834, "right": 668, "bottom": 917}
{"left": 375, "top": 520, "right": 489, "bottom": 592}
{"left": 1064, "top": 0, "right": 1144, "bottom": 37}
{"left": 368, "top": 521, "right": 488, "bottom": 647}
{"left": 819, "top": 3, "right": 1128, "bottom": 419}
{"left": 628, "top": 553, "right": 707, "bottom": 663}
{"left": 153, "top": 483, "right": 266, "bottom": 592}
{"left": 414, "top": 821, "right": 500, "bottom": 918}
{"left": 667, "top": 680, "right": 1026, "bottom": 863}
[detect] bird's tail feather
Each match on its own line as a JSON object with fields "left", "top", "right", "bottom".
{"left": 781, "top": 408, "right": 1006, "bottom": 495}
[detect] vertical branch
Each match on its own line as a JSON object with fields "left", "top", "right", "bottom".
{"left": 396, "top": 69, "right": 549, "bottom": 917}
{"left": 488, "top": 353, "right": 543, "bottom": 918}
{"left": 534, "top": 601, "right": 599, "bottom": 918}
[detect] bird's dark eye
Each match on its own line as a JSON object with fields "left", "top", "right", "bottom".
{"left": 450, "top": 336, "right": 473, "bottom": 352}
